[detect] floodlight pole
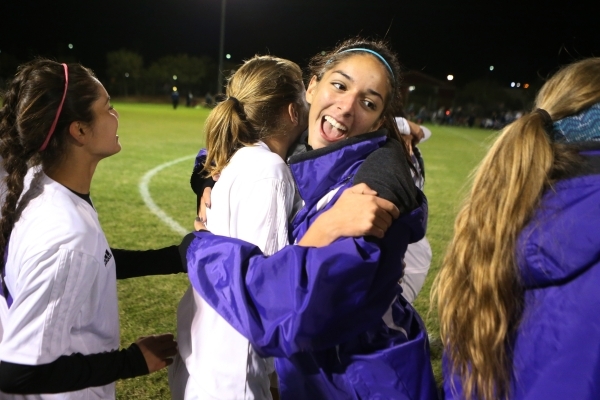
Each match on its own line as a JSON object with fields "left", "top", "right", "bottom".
{"left": 217, "top": 0, "right": 227, "bottom": 94}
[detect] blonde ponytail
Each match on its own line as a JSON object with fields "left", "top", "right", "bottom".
{"left": 202, "top": 55, "right": 306, "bottom": 178}
{"left": 433, "top": 112, "right": 552, "bottom": 399}
{"left": 203, "top": 98, "right": 255, "bottom": 177}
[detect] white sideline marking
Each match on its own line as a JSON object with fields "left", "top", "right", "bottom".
{"left": 445, "top": 128, "right": 489, "bottom": 149}
{"left": 139, "top": 154, "right": 197, "bottom": 236}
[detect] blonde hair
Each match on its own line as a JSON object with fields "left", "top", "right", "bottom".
{"left": 432, "top": 58, "right": 600, "bottom": 400}
{"left": 203, "top": 55, "right": 306, "bottom": 177}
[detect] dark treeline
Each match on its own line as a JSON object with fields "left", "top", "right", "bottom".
{"left": 0, "top": 49, "right": 222, "bottom": 100}
{"left": 1, "top": 48, "right": 539, "bottom": 114}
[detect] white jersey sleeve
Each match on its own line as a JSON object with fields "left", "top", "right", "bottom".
{"left": 0, "top": 248, "right": 102, "bottom": 365}
{"left": 395, "top": 117, "right": 411, "bottom": 135}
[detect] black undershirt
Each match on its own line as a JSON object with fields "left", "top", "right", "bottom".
{"left": 0, "top": 344, "right": 148, "bottom": 394}
{"left": 65, "top": 186, "right": 94, "bottom": 208}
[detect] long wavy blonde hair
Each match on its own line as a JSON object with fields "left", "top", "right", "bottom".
{"left": 432, "top": 57, "right": 600, "bottom": 400}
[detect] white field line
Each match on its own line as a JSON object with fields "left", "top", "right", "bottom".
{"left": 445, "top": 128, "right": 489, "bottom": 149}
{"left": 139, "top": 154, "right": 196, "bottom": 236}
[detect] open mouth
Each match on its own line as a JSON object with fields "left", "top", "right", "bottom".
{"left": 320, "top": 115, "right": 348, "bottom": 142}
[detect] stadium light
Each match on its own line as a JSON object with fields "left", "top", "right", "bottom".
{"left": 217, "top": 0, "right": 227, "bottom": 94}
{"left": 511, "top": 82, "right": 515, "bottom": 87}
{"left": 68, "top": 43, "right": 74, "bottom": 50}
{"left": 447, "top": 75, "right": 454, "bottom": 81}
{"left": 489, "top": 65, "right": 494, "bottom": 71}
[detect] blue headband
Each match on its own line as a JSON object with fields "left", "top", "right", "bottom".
{"left": 551, "top": 102, "right": 600, "bottom": 143}
{"left": 336, "top": 48, "right": 395, "bottom": 81}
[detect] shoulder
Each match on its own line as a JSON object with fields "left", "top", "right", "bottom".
{"left": 353, "top": 138, "right": 419, "bottom": 212}
{"left": 13, "top": 180, "right": 101, "bottom": 254}
{"left": 226, "top": 143, "right": 292, "bottom": 182}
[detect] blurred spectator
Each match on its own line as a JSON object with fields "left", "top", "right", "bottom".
{"left": 172, "top": 87, "right": 180, "bottom": 109}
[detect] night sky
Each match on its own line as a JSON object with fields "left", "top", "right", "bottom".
{"left": 1, "top": 0, "right": 598, "bottom": 86}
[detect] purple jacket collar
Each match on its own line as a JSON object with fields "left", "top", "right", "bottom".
{"left": 288, "top": 130, "right": 388, "bottom": 204}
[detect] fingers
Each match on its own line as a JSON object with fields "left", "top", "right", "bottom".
{"left": 373, "top": 197, "right": 400, "bottom": 219}
{"left": 136, "top": 333, "right": 179, "bottom": 373}
{"left": 202, "top": 187, "right": 212, "bottom": 209}
{"left": 199, "top": 187, "right": 212, "bottom": 225}
{"left": 349, "top": 183, "right": 377, "bottom": 196}
{"left": 408, "top": 120, "right": 424, "bottom": 144}
{"left": 414, "top": 128, "right": 425, "bottom": 143}
{"left": 154, "top": 333, "right": 175, "bottom": 342}
{"left": 194, "top": 216, "right": 207, "bottom": 231}
{"left": 145, "top": 334, "right": 178, "bottom": 357}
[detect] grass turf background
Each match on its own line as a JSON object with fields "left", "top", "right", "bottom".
{"left": 91, "top": 102, "right": 497, "bottom": 398}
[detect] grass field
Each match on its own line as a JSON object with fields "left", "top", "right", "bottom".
{"left": 93, "top": 102, "right": 498, "bottom": 398}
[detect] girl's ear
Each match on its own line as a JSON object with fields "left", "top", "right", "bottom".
{"left": 68, "top": 121, "right": 87, "bottom": 145}
{"left": 287, "top": 103, "right": 299, "bottom": 126}
{"left": 305, "top": 76, "right": 318, "bottom": 105}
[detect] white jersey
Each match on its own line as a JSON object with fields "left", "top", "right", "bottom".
{"left": 0, "top": 173, "right": 120, "bottom": 400}
{"left": 170, "top": 142, "right": 298, "bottom": 400}
{"left": 0, "top": 165, "right": 38, "bottom": 343}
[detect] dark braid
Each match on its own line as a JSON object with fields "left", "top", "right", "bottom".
{"left": 0, "top": 64, "right": 36, "bottom": 267}
{"left": 0, "top": 59, "right": 99, "bottom": 271}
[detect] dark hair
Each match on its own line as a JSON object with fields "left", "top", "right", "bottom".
{"left": 203, "top": 55, "right": 307, "bottom": 177}
{"left": 307, "top": 37, "right": 404, "bottom": 141}
{"left": 0, "top": 59, "right": 99, "bottom": 270}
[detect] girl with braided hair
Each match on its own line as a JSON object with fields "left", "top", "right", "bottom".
{"left": 434, "top": 58, "right": 600, "bottom": 400}
{"left": 0, "top": 59, "right": 178, "bottom": 399}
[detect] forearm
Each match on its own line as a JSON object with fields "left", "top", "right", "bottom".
{"left": 0, "top": 344, "right": 148, "bottom": 394}
{"left": 112, "top": 246, "right": 185, "bottom": 279}
{"left": 184, "top": 229, "right": 405, "bottom": 358}
{"left": 297, "top": 211, "right": 340, "bottom": 247}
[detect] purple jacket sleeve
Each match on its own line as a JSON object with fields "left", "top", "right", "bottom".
{"left": 186, "top": 206, "right": 426, "bottom": 358}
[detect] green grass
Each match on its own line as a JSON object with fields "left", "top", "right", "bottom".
{"left": 91, "top": 103, "right": 498, "bottom": 398}
{"left": 413, "top": 125, "right": 498, "bottom": 380}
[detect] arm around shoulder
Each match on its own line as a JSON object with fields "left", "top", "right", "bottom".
{"left": 352, "top": 139, "right": 419, "bottom": 213}
{"left": 184, "top": 230, "right": 402, "bottom": 358}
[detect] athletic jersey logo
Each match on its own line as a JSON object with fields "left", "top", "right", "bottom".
{"left": 104, "top": 249, "right": 113, "bottom": 266}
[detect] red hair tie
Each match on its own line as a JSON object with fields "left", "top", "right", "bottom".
{"left": 39, "top": 63, "right": 69, "bottom": 151}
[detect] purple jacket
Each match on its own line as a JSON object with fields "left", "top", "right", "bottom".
{"left": 443, "top": 152, "right": 600, "bottom": 399}
{"left": 186, "top": 132, "right": 437, "bottom": 399}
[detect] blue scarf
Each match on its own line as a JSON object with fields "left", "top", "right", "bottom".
{"left": 552, "top": 102, "right": 600, "bottom": 143}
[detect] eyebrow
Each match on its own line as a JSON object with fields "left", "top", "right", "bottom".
{"left": 331, "top": 70, "right": 384, "bottom": 103}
